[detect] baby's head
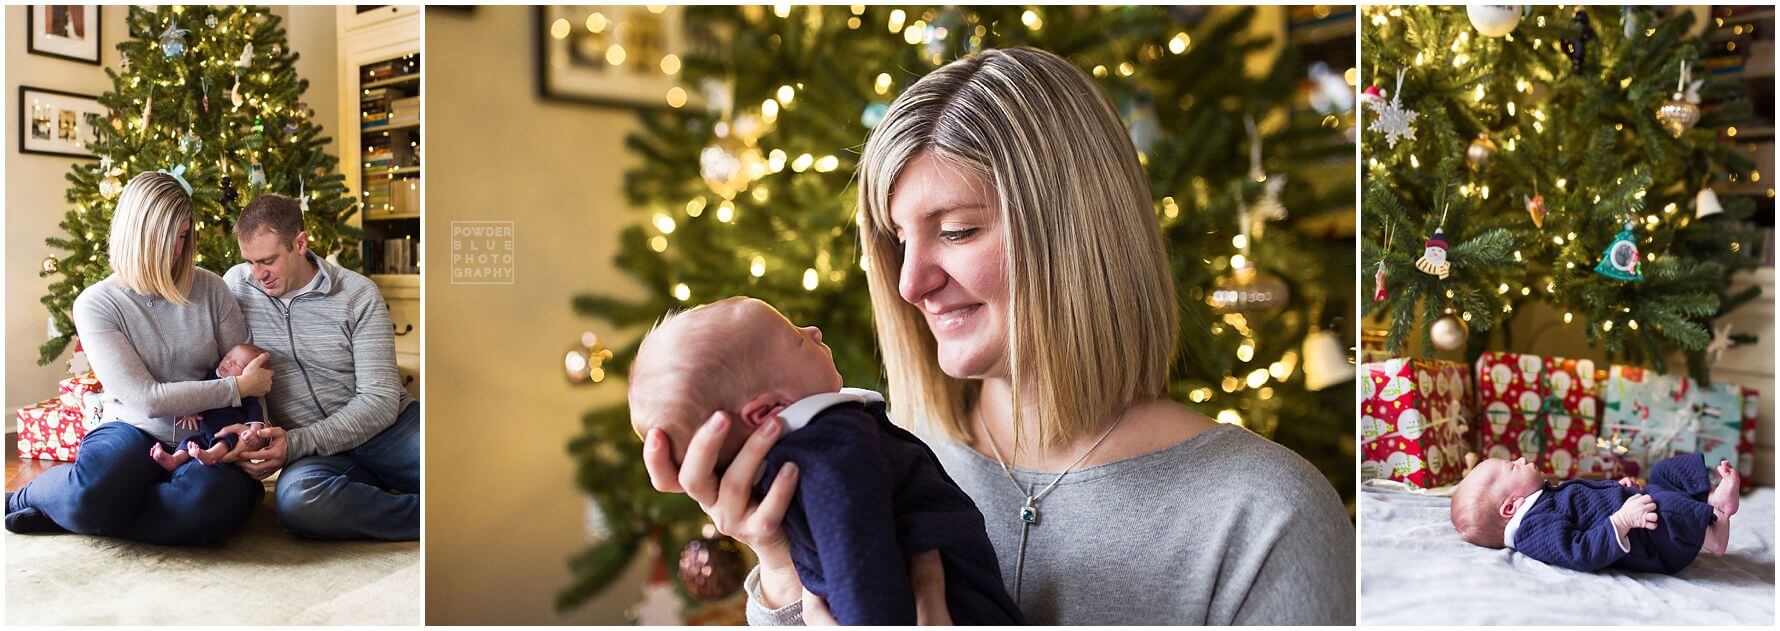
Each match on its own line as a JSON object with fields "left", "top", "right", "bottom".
{"left": 1450, "top": 457, "right": 1546, "bottom": 548}
{"left": 629, "top": 297, "right": 843, "bottom": 467}
{"left": 216, "top": 343, "right": 267, "bottom": 378}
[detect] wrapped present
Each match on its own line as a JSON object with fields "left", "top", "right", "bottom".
{"left": 57, "top": 371, "right": 105, "bottom": 425}
{"left": 1474, "top": 352, "right": 1605, "bottom": 479}
{"left": 16, "top": 398, "right": 85, "bottom": 461}
{"left": 1360, "top": 358, "right": 1473, "bottom": 488}
{"left": 1690, "top": 380, "right": 1751, "bottom": 481}
{"left": 1739, "top": 388, "right": 1760, "bottom": 487}
{"left": 1599, "top": 366, "right": 1748, "bottom": 480}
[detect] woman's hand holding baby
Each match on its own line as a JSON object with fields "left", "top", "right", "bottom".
{"left": 644, "top": 410, "right": 804, "bottom": 608}
{"left": 234, "top": 352, "right": 274, "bottom": 397}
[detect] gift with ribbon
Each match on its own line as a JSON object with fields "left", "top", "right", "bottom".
{"left": 1602, "top": 365, "right": 1759, "bottom": 485}
{"left": 1473, "top": 352, "right": 1606, "bottom": 479}
{"left": 1361, "top": 358, "right": 1473, "bottom": 488}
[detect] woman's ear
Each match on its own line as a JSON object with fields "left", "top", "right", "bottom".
{"left": 738, "top": 392, "right": 793, "bottom": 430}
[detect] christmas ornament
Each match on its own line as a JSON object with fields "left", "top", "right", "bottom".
{"left": 201, "top": 77, "right": 211, "bottom": 113}
{"left": 1302, "top": 328, "right": 1353, "bottom": 391}
{"left": 237, "top": 42, "right": 255, "bottom": 68}
{"left": 1466, "top": 5, "right": 1521, "bottom": 38}
{"left": 678, "top": 536, "right": 744, "bottom": 601}
{"left": 1308, "top": 61, "right": 1355, "bottom": 115}
{"left": 1622, "top": 7, "right": 1639, "bottom": 39}
{"left": 179, "top": 128, "right": 201, "bottom": 153}
{"left": 1416, "top": 229, "right": 1451, "bottom": 279}
{"left": 1657, "top": 60, "right": 1703, "bottom": 138}
{"left": 205, "top": 14, "right": 218, "bottom": 28}
{"left": 1562, "top": 9, "right": 1595, "bottom": 73}
{"left": 698, "top": 135, "right": 766, "bottom": 199}
{"left": 230, "top": 73, "right": 245, "bottom": 109}
{"left": 1430, "top": 311, "right": 1469, "bottom": 352}
{"left": 271, "top": 44, "right": 283, "bottom": 56}
{"left": 1594, "top": 222, "right": 1643, "bottom": 282}
{"left": 221, "top": 176, "right": 238, "bottom": 205}
{"left": 41, "top": 255, "right": 60, "bottom": 275}
{"left": 1372, "top": 261, "right": 1388, "bottom": 302}
{"left": 1523, "top": 193, "right": 1547, "bottom": 228}
{"left": 158, "top": 19, "right": 190, "bottom": 59}
{"left": 861, "top": 101, "right": 889, "bottom": 128}
{"left": 1208, "top": 260, "right": 1290, "bottom": 317}
{"left": 141, "top": 94, "right": 153, "bottom": 132}
{"left": 1123, "top": 95, "right": 1161, "bottom": 155}
{"left": 1367, "top": 69, "right": 1419, "bottom": 149}
{"left": 98, "top": 157, "right": 124, "bottom": 200}
{"left": 1360, "top": 85, "right": 1387, "bottom": 110}
{"left": 1705, "top": 323, "right": 1735, "bottom": 364}
{"left": 249, "top": 163, "right": 267, "bottom": 188}
{"left": 1695, "top": 188, "right": 1723, "bottom": 219}
{"left": 1465, "top": 134, "right": 1496, "bottom": 171}
{"left": 1245, "top": 115, "right": 1288, "bottom": 221}
{"left": 298, "top": 176, "right": 311, "bottom": 213}
{"left": 564, "top": 331, "right": 614, "bottom": 384}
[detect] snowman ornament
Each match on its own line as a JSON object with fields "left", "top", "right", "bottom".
{"left": 1416, "top": 229, "right": 1451, "bottom": 279}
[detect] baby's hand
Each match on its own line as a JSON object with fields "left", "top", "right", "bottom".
{"left": 1617, "top": 476, "right": 1640, "bottom": 489}
{"left": 1610, "top": 494, "right": 1659, "bottom": 534}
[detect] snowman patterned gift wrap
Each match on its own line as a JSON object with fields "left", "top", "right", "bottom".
{"left": 1473, "top": 352, "right": 1605, "bottom": 479}
{"left": 1361, "top": 358, "right": 1473, "bottom": 489}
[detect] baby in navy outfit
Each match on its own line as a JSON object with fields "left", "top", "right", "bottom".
{"left": 629, "top": 297, "right": 1023, "bottom": 625}
{"left": 1451, "top": 453, "right": 1740, "bottom": 574}
{"left": 147, "top": 343, "right": 271, "bottom": 470}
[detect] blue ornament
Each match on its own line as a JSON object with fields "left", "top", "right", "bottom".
{"left": 861, "top": 102, "right": 889, "bottom": 129}
{"left": 159, "top": 20, "right": 190, "bottom": 59}
{"left": 1594, "top": 222, "right": 1643, "bottom": 282}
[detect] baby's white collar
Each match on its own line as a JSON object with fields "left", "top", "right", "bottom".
{"left": 1502, "top": 487, "right": 1543, "bottom": 549}
{"left": 775, "top": 387, "right": 884, "bottom": 433}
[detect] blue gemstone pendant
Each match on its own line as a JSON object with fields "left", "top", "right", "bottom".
{"left": 1019, "top": 504, "right": 1038, "bottom": 524}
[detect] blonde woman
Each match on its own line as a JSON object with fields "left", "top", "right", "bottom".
{"left": 642, "top": 47, "right": 1354, "bottom": 624}
{"left": 5, "top": 171, "right": 274, "bottom": 544}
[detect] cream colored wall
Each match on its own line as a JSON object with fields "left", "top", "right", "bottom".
{"left": 5, "top": 6, "right": 337, "bottom": 411}
{"left": 423, "top": 6, "right": 652, "bottom": 625}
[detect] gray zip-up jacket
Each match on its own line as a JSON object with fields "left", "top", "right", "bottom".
{"left": 224, "top": 253, "right": 413, "bottom": 460}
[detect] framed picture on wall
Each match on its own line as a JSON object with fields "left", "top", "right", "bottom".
{"left": 535, "top": 5, "right": 696, "bottom": 109}
{"left": 27, "top": 5, "right": 102, "bottom": 65}
{"left": 19, "top": 86, "right": 107, "bottom": 158}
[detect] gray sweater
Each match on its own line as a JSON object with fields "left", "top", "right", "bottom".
{"left": 745, "top": 423, "right": 1356, "bottom": 625}
{"left": 71, "top": 269, "right": 247, "bottom": 443}
{"left": 224, "top": 254, "right": 413, "bottom": 460}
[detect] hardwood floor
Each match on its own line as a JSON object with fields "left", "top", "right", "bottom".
{"left": 6, "top": 433, "right": 57, "bottom": 492}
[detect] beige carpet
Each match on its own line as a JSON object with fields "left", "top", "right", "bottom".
{"left": 5, "top": 479, "right": 419, "bottom": 625}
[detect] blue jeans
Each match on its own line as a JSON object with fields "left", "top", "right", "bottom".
{"left": 7, "top": 422, "right": 261, "bottom": 545}
{"left": 274, "top": 402, "right": 419, "bottom": 540}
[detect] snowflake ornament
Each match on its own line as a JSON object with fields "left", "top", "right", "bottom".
{"left": 1367, "top": 69, "right": 1419, "bottom": 149}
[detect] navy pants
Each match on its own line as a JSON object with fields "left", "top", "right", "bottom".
{"left": 273, "top": 402, "right": 420, "bottom": 541}
{"left": 8, "top": 422, "right": 262, "bottom": 545}
{"left": 1618, "top": 454, "right": 1718, "bottom": 574}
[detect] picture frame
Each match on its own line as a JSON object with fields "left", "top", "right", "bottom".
{"left": 535, "top": 5, "right": 695, "bottom": 109}
{"left": 19, "top": 86, "right": 107, "bottom": 159}
{"left": 27, "top": 5, "right": 102, "bottom": 65}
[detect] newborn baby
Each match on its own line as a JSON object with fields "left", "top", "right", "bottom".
{"left": 629, "top": 297, "right": 1023, "bottom": 625}
{"left": 148, "top": 343, "right": 270, "bottom": 470}
{"left": 1451, "top": 454, "right": 1740, "bottom": 574}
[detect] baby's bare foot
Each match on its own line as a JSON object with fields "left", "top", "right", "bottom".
{"left": 191, "top": 442, "right": 231, "bottom": 466}
{"left": 148, "top": 443, "right": 190, "bottom": 472}
{"left": 1705, "top": 507, "right": 1732, "bottom": 556}
{"left": 1710, "top": 460, "right": 1741, "bottom": 517}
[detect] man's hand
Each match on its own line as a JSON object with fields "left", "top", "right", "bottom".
{"left": 175, "top": 415, "right": 202, "bottom": 431}
{"left": 1610, "top": 493, "right": 1659, "bottom": 536}
{"left": 236, "top": 426, "right": 289, "bottom": 480}
{"left": 798, "top": 550, "right": 952, "bottom": 626}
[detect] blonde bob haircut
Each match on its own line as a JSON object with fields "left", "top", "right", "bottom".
{"left": 856, "top": 47, "right": 1178, "bottom": 450}
{"left": 109, "top": 171, "right": 197, "bottom": 305}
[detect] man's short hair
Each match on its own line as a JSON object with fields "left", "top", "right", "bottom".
{"left": 236, "top": 194, "right": 305, "bottom": 245}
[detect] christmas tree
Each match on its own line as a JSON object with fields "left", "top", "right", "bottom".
{"left": 560, "top": 6, "right": 1356, "bottom": 607}
{"left": 1360, "top": 6, "right": 1762, "bottom": 380}
{"left": 38, "top": 5, "right": 357, "bottom": 364}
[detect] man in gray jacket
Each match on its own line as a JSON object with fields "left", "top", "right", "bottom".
{"left": 224, "top": 194, "right": 418, "bottom": 540}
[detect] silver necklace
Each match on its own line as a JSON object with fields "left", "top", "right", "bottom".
{"left": 980, "top": 410, "right": 1126, "bottom": 604}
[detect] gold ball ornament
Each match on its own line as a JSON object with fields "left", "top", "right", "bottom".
{"left": 1430, "top": 312, "right": 1469, "bottom": 352}
{"left": 1465, "top": 134, "right": 1496, "bottom": 171}
{"left": 99, "top": 170, "right": 125, "bottom": 200}
{"left": 1208, "top": 261, "right": 1289, "bottom": 318}
{"left": 41, "top": 255, "right": 60, "bottom": 274}
{"left": 1656, "top": 98, "right": 1699, "bottom": 138}
{"left": 564, "top": 331, "right": 614, "bottom": 384}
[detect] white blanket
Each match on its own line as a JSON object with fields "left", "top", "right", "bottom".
{"left": 1360, "top": 485, "right": 1775, "bottom": 625}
